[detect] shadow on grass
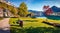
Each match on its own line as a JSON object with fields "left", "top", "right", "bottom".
{"left": 42, "top": 21, "right": 60, "bottom": 27}
{"left": 11, "top": 25, "right": 19, "bottom": 27}
{"left": 10, "top": 27, "right": 60, "bottom": 33}
{"left": 23, "top": 20, "right": 38, "bottom": 22}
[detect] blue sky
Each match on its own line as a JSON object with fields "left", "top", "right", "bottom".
{"left": 8, "top": 0, "right": 60, "bottom": 11}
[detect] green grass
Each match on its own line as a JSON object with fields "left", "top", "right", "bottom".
{"left": 11, "top": 27, "right": 60, "bottom": 33}
{"left": 9, "top": 18, "right": 54, "bottom": 28}
{"left": 9, "top": 18, "right": 60, "bottom": 33}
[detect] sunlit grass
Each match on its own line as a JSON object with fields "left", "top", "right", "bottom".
{"left": 9, "top": 17, "right": 56, "bottom": 28}
{"left": 10, "top": 17, "right": 60, "bottom": 33}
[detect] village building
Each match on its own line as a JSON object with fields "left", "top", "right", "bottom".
{"left": 0, "top": 7, "right": 4, "bottom": 17}
{"left": 0, "top": 0, "right": 15, "bottom": 17}
{"left": 0, "top": 7, "right": 14, "bottom": 17}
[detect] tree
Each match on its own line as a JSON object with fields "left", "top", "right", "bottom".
{"left": 11, "top": 7, "right": 18, "bottom": 15}
{"left": 18, "top": 2, "right": 28, "bottom": 17}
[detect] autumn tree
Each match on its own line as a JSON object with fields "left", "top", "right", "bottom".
{"left": 11, "top": 7, "right": 18, "bottom": 15}
{"left": 18, "top": 2, "right": 28, "bottom": 17}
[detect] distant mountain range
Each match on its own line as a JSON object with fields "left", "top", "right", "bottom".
{"left": 28, "top": 10, "right": 45, "bottom": 17}
{"left": 28, "top": 6, "right": 60, "bottom": 17}
{"left": 51, "top": 6, "right": 60, "bottom": 12}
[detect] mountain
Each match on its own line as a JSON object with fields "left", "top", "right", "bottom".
{"left": 51, "top": 6, "right": 60, "bottom": 12}
{"left": 28, "top": 10, "right": 45, "bottom": 17}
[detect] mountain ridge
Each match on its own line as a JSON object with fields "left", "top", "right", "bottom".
{"left": 51, "top": 6, "right": 60, "bottom": 12}
{"left": 28, "top": 10, "right": 45, "bottom": 17}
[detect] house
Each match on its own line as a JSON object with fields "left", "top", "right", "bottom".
{"left": 0, "top": 7, "right": 14, "bottom": 17}
{"left": 0, "top": 7, "right": 4, "bottom": 17}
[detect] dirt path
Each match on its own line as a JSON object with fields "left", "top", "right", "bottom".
{"left": 0, "top": 18, "right": 10, "bottom": 33}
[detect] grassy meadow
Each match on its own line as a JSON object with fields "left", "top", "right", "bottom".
{"left": 9, "top": 17, "right": 60, "bottom": 33}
